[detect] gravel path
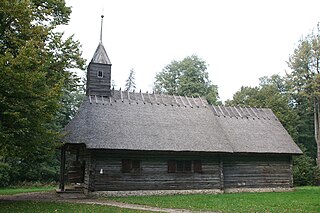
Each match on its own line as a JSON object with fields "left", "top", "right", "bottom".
{"left": 0, "top": 191, "right": 216, "bottom": 213}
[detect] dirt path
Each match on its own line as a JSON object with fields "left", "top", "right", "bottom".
{"left": 0, "top": 191, "right": 216, "bottom": 213}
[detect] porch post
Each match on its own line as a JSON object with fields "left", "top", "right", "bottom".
{"left": 59, "top": 145, "right": 66, "bottom": 191}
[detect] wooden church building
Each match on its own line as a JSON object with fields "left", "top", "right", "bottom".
{"left": 59, "top": 16, "right": 302, "bottom": 194}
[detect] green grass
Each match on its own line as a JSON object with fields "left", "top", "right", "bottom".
{"left": 0, "top": 201, "right": 147, "bottom": 213}
{"left": 0, "top": 185, "right": 56, "bottom": 195}
{"left": 109, "top": 187, "right": 320, "bottom": 213}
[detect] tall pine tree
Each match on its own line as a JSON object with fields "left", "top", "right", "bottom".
{"left": 125, "top": 69, "right": 136, "bottom": 91}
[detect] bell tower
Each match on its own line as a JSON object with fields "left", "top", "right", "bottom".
{"left": 86, "top": 14, "right": 112, "bottom": 97}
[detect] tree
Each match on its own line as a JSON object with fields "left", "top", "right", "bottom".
{"left": 287, "top": 24, "right": 320, "bottom": 167}
{"left": 125, "top": 69, "right": 136, "bottom": 91}
{"left": 154, "top": 55, "right": 219, "bottom": 104}
{"left": 0, "top": 0, "right": 85, "bottom": 184}
{"left": 226, "top": 75, "right": 299, "bottom": 141}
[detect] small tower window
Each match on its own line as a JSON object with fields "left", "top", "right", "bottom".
{"left": 97, "top": 70, "right": 103, "bottom": 78}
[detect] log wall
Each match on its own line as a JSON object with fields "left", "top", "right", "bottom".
{"left": 223, "top": 155, "right": 292, "bottom": 188}
{"left": 78, "top": 150, "right": 293, "bottom": 191}
{"left": 90, "top": 151, "right": 221, "bottom": 191}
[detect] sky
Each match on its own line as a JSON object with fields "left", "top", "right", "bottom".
{"left": 61, "top": 0, "right": 320, "bottom": 102}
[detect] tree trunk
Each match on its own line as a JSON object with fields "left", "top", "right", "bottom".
{"left": 315, "top": 97, "right": 320, "bottom": 167}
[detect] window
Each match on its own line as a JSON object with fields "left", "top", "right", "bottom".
{"left": 122, "top": 159, "right": 141, "bottom": 173}
{"left": 97, "top": 70, "right": 103, "bottom": 78}
{"left": 177, "top": 160, "right": 192, "bottom": 172}
{"left": 193, "top": 160, "right": 202, "bottom": 173}
{"left": 122, "top": 159, "right": 131, "bottom": 173}
{"left": 168, "top": 160, "right": 176, "bottom": 173}
{"left": 167, "top": 160, "right": 202, "bottom": 173}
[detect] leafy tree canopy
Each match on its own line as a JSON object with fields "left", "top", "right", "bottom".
{"left": 154, "top": 55, "right": 219, "bottom": 104}
{"left": 226, "top": 75, "right": 299, "bottom": 141}
{"left": 287, "top": 24, "right": 320, "bottom": 167}
{"left": 0, "top": 0, "right": 85, "bottom": 184}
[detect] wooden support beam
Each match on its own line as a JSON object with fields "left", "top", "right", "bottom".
{"left": 147, "top": 91, "right": 153, "bottom": 104}
{"left": 185, "top": 96, "right": 193, "bottom": 108}
{"left": 230, "top": 107, "right": 239, "bottom": 118}
{"left": 233, "top": 106, "right": 243, "bottom": 118}
{"left": 154, "top": 93, "right": 160, "bottom": 105}
{"left": 211, "top": 105, "right": 219, "bottom": 116}
{"left": 223, "top": 106, "right": 232, "bottom": 117}
{"left": 173, "top": 95, "right": 180, "bottom": 106}
{"left": 218, "top": 105, "right": 226, "bottom": 117}
{"left": 160, "top": 93, "right": 167, "bottom": 106}
{"left": 127, "top": 90, "right": 131, "bottom": 104}
{"left": 134, "top": 91, "right": 138, "bottom": 104}
{"left": 140, "top": 90, "right": 145, "bottom": 104}
{"left": 199, "top": 96, "right": 207, "bottom": 107}
{"left": 59, "top": 145, "right": 66, "bottom": 191}
{"left": 249, "top": 107, "right": 259, "bottom": 119}
{"left": 120, "top": 88, "right": 124, "bottom": 102}
{"left": 238, "top": 106, "right": 248, "bottom": 119}
{"left": 192, "top": 96, "right": 199, "bottom": 108}
{"left": 179, "top": 96, "right": 187, "bottom": 107}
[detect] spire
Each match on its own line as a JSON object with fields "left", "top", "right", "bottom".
{"left": 91, "top": 14, "right": 111, "bottom": 64}
{"left": 100, "top": 14, "right": 104, "bottom": 43}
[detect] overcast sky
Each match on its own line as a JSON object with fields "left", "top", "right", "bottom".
{"left": 62, "top": 0, "right": 320, "bottom": 102}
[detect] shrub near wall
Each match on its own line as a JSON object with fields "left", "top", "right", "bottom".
{"left": 293, "top": 153, "right": 320, "bottom": 186}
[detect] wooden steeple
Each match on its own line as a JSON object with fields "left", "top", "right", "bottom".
{"left": 86, "top": 14, "right": 112, "bottom": 97}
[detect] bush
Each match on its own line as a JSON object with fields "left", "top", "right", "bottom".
{"left": 293, "top": 153, "right": 318, "bottom": 186}
{"left": 315, "top": 167, "right": 320, "bottom": 186}
{"left": 0, "top": 162, "right": 11, "bottom": 187}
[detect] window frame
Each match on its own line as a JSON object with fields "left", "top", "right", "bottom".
{"left": 167, "top": 160, "right": 202, "bottom": 173}
{"left": 121, "top": 159, "right": 141, "bottom": 173}
{"left": 193, "top": 160, "right": 202, "bottom": 173}
{"left": 97, "top": 70, "right": 103, "bottom": 78}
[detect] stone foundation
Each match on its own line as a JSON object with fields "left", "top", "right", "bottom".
{"left": 89, "top": 187, "right": 293, "bottom": 197}
{"left": 90, "top": 189, "right": 223, "bottom": 197}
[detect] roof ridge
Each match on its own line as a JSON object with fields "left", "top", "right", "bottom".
{"left": 101, "top": 89, "right": 209, "bottom": 108}
{"left": 86, "top": 90, "right": 278, "bottom": 120}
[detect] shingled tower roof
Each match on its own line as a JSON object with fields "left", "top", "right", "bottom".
{"left": 92, "top": 42, "right": 111, "bottom": 64}
{"left": 91, "top": 15, "right": 111, "bottom": 64}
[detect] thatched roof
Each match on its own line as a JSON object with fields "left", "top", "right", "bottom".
{"left": 64, "top": 90, "right": 302, "bottom": 154}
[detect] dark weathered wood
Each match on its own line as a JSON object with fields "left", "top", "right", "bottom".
{"left": 219, "top": 156, "right": 224, "bottom": 190}
{"left": 87, "top": 62, "right": 111, "bottom": 97}
{"left": 59, "top": 145, "right": 66, "bottom": 191}
{"left": 223, "top": 155, "right": 292, "bottom": 188}
{"left": 91, "top": 151, "right": 221, "bottom": 191}
{"left": 70, "top": 149, "right": 295, "bottom": 191}
{"left": 289, "top": 155, "right": 293, "bottom": 187}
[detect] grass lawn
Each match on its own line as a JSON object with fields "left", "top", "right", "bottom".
{"left": 110, "top": 186, "right": 320, "bottom": 213}
{"left": 0, "top": 201, "right": 147, "bottom": 213}
{"left": 0, "top": 185, "right": 56, "bottom": 195}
